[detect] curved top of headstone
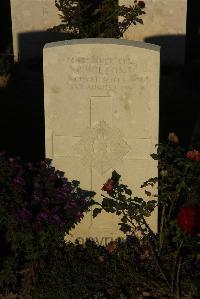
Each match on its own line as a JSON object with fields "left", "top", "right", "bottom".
{"left": 44, "top": 38, "right": 160, "bottom": 52}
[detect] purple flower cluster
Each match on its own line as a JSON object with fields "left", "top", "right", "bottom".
{"left": 64, "top": 200, "right": 77, "bottom": 210}
{"left": 0, "top": 154, "right": 95, "bottom": 238}
{"left": 0, "top": 152, "right": 97, "bottom": 264}
{"left": 33, "top": 190, "right": 42, "bottom": 203}
{"left": 13, "top": 176, "right": 25, "bottom": 186}
{"left": 16, "top": 208, "right": 32, "bottom": 222}
{"left": 26, "top": 162, "right": 33, "bottom": 170}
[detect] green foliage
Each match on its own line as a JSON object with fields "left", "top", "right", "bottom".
{"left": 32, "top": 237, "right": 155, "bottom": 299}
{"left": 93, "top": 134, "right": 200, "bottom": 298}
{"left": 48, "top": 0, "right": 145, "bottom": 38}
{"left": 1, "top": 135, "right": 200, "bottom": 298}
{"left": 31, "top": 237, "right": 199, "bottom": 299}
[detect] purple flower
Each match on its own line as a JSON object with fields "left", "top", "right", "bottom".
{"left": 50, "top": 214, "right": 61, "bottom": 226}
{"left": 64, "top": 200, "right": 77, "bottom": 210}
{"left": 9, "top": 157, "right": 15, "bottom": 163}
{"left": 37, "top": 210, "right": 49, "bottom": 221}
{"left": 17, "top": 208, "right": 32, "bottom": 222}
{"left": 26, "top": 162, "right": 33, "bottom": 170}
{"left": 76, "top": 211, "right": 83, "bottom": 219}
{"left": 41, "top": 197, "right": 49, "bottom": 205}
{"left": 57, "top": 185, "right": 72, "bottom": 194}
{"left": 65, "top": 185, "right": 73, "bottom": 193}
{"left": 62, "top": 178, "right": 68, "bottom": 184}
{"left": 34, "top": 180, "right": 42, "bottom": 189}
{"left": 48, "top": 174, "right": 56, "bottom": 182}
{"left": 33, "top": 190, "right": 42, "bottom": 202}
{"left": 13, "top": 176, "right": 25, "bottom": 186}
{"left": 51, "top": 207, "right": 60, "bottom": 214}
{"left": 55, "top": 193, "right": 64, "bottom": 201}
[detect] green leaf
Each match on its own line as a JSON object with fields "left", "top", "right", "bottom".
{"left": 88, "top": 199, "right": 99, "bottom": 206}
{"left": 150, "top": 153, "right": 159, "bottom": 160}
{"left": 145, "top": 190, "right": 151, "bottom": 196}
{"left": 116, "top": 211, "right": 122, "bottom": 216}
{"left": 93, "top": 208, "right": 102, "bottom": 218}
{"left": 136, "top": 18, "right": 143, "bottom": 24}
{"left": 133, "top": 197, "right": 143, "bottom": 203}
{"left": 111, "top": 170, "right": 121, "bottom": 182}
{"left": 125, "top": 188, "right": 132, "bottom": 196}
{"left": 71, "top": 180, "right": 80, "bottom": 187}
{"left": 91, "top": 9, "right": 101, "bottom": 16}
{"left": 55, "top": 170, "right": 65, "bottom": 177}
{"left": 141, "top": 177, "right": 158, "bottom": 188}
{"left": 119, "top": 223, "right": 132, "bottom": 233}
{"left": 101, "top": 198, "right": 116, "bottom": 213}
{"left": 143, "top": 211, "right": 151, "bottom": 217}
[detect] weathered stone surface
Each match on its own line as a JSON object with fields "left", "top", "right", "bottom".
{"left": 44, "top": 38, "right": 160, "bottom": 244}
{"left": 11, "top": 0, "right": 186, "bottom": 64}
{"left": 10, "top": 0, "right": 62, "bottom": 61}
{"left": 121, "top": 0, "right": 187, "bottom": 65}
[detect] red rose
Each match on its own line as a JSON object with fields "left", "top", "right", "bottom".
{"left": 102, "top": 179, "right": 114, "bottom": 192}
{"left": 177, "top": 205, "right": 200, "bottom": 235}
{"left": 138, "top": 1, "right": 145, "bottom": 9}
{"left": 186, "top": 150, "right": 200, "bottom": 161}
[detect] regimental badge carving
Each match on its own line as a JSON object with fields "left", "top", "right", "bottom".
{"left": 73, "top": 120, "right": 131, "bottom": 175}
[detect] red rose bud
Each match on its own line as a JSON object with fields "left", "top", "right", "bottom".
{"left": 168, "top": 132, "right": 179, "bottom": 144}
{"left": 138, "top": 1, "right": 145, "bottom": 9}
{"left": 102, "top": 179, "right": 114, "bottom": 192}
{"left": 186, "top": 150, "right": 200, "bottom": 161}
{"left": 178, "top": 205, "right": 200, "bottom": 235}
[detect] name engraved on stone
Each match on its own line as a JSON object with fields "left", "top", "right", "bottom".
{"left": 67, "top": 55, "right": 146, "bottom": 90}
{"left": 66, "top": 55, "right": 136, "bottom": 65}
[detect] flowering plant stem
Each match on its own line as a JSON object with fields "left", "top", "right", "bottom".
{"left": 93, "top": 132, "right": 200, "bottom": 298}
{"left": 171, "top": 240, "right": 184, "bottom": 296}
{"left": 140, "top": 215, "right": 172, "bottom": 292}
{"left": 117, "top": 190, "right": 172, "bottom": 291}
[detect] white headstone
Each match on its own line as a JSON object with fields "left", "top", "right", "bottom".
{"left": 121, "top": 0, "right": 187, "bottom": 65}
{"left": 44, "top": 38, "right": 160, "bottom": 244}
{"left": 11, "top": 0, "right": 186, "bottom": 64}
{"left": 10, "top": 0, "right": 63, "bottom": 61}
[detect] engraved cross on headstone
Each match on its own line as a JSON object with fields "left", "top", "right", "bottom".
{"left": 53, "top": 96, "right": 131, "bottom": 180}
